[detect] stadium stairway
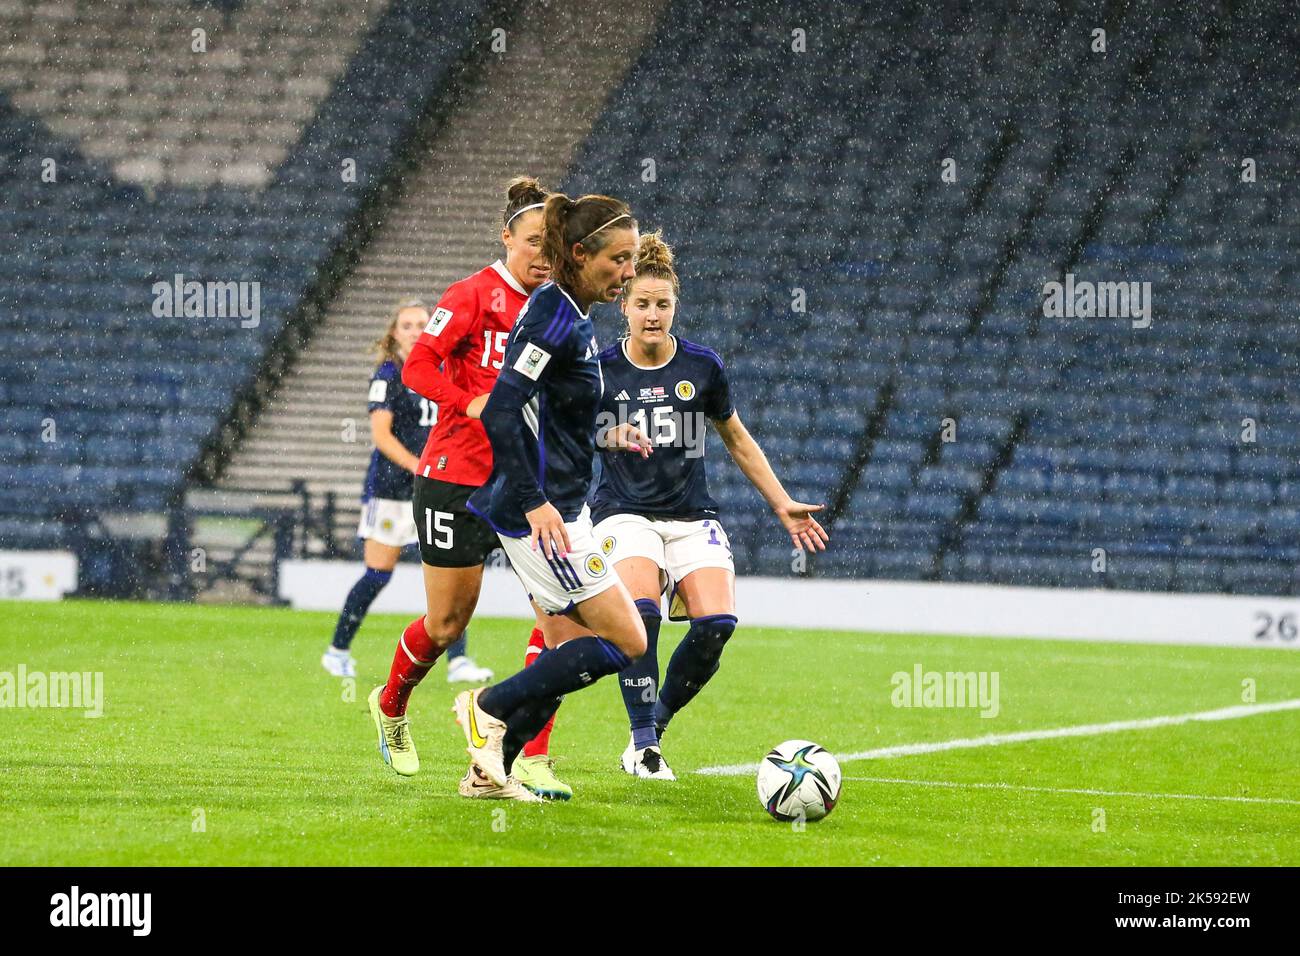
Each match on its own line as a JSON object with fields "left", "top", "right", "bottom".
{"left": 200, "top": 0, "right": 670, "bottom": 596}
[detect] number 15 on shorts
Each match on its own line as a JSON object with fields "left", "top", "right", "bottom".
{"left": 424, "top": 509, "right": 454, "bottom": 549}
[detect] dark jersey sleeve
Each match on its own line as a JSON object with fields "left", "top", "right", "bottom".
{"left": 704, "top": 357, "right": 735, "bottom": 421}
{"left": 479, "top": 297, "right": 576, "bottom": 513}
{"left": 367, "top": 362, "right": 400, "bottom": 414}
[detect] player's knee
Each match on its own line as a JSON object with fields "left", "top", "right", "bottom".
{"left": 619, "top": 615, "right": 648, "bottom": 661}
{"left": 423, "top": 611, "right": 468, "bottom": 647}
{"left": 693, "top": 614, "right": 737, "bottom": 659}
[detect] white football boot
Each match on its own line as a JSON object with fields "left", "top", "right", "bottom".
{"left": 620, "top": 736, "right": 677, "bottom": 781}
{"left": 321, "top": 647, "right": 356, "bottom": 678}
{"left": 446, "top": 655, "right": 494, "bottom": 683}
{"left": 457, "top": 764, "right": 543, "bottom": 802}
{"left": 452, "top": 688, "right": 508, "bottom": 785}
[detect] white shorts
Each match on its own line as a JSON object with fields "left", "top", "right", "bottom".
{"left": 497, "top": 505, "right": 621, "bottom": 614}
{"left": 592, "top": 512, "right": 735, "bottom": 596}
{"left": 357, "top": 497, "right": 418, "bottom": 547}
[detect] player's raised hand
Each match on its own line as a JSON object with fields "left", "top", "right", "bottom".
{"left": 526, "top": 501, "right": 572, "bottom": 558}
{"left": 775, "top": 500, "right": 829, "bottom": 552}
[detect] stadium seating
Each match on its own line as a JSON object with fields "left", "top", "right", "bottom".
{"left": 0, "top": 0, "right": 489, "bottom": 541}
{"left": 559, "top": 0, "right": 1300, "bottom": 595}
{"left": 2, "top": 0, "right": 1297, "bottom": 598}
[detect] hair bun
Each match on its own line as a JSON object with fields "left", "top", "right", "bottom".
{"left": 637, "top": 230, "right": 674, "bottom": 271}
{"left": 626, "top": 229, "right": 679, "bottom": 296}
{"left": 506, "top": 176, "right": 543, "bottom": 203}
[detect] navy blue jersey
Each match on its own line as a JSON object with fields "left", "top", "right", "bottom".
{"left": 468, "top": 282, "right": 603, "bottom": 537}
{"left": 364, "top": 359, "right": 435, "bottom": 501}
{"left": 590, "top": 335, "right": 734, "bottom": 523}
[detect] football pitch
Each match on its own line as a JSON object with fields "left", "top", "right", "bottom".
{"left": 2, "top": 599, "right": 1298, "bottom": 867}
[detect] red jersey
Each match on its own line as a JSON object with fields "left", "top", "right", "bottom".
{"left": 405, "top": 260, "right": 529, "bottom": 486}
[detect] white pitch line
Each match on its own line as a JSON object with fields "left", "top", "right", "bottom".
{"left": 694, "top": 698, "right": 1300, "bottom": 776}
{"left": 841, "top": 776, "right": 1300, "bottom": 807}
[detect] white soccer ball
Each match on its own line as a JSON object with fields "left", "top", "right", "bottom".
{"left": 756, "top": 739, "right": 842, "bottom": 822}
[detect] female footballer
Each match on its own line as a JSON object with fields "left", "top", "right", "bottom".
{"left": 454, "top": 192, "right": 655, "bottom": 792}
{"left": 322, "top": 300, "right": 489, "bottom": 682}
{"left": 593, "top": 232, "right": 829, "bottom": 779}
{"left": 367, "top": 177, "right": 572, "bottom": 801}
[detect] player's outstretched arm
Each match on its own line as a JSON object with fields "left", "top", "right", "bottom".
{"left": 714, "top": 411, "right": 829, "bottom": 552}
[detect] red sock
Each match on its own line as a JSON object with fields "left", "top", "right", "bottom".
{"left": 521, "top": 627, "right": 556, "bottom": 757}
{"left": 523, "top": 627, "right": 545, "bottom": 664}
{"left": 379, "top": 616, "right": 445, "bottom": 717}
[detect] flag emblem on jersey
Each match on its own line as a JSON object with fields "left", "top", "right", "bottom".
{"left": 675, "top": 380, "right": 696, "bottom": 400}
{"left": 514, "top": 345, "right": 552, "bottom": 381}
{"left": 639, "top": 386, "right": 666, "bottom": 400}
{"left": 425, "top": 307, "right": 453, "bottom": 337}
{"left": 585, "top": 554, "right": 607, "bottom": 578}
{"left": 601, "top": 536, "right": 616, "bottom": 555}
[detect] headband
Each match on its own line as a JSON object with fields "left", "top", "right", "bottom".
{"left": 578, "top": 213, "right": 631, "bottom": 245}
{"left": 505, "top": 202, "right": 545, "bottom": 228}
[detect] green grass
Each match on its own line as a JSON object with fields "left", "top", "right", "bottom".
{"left": 2, "top": 599, "right": 1298, "bottom": 866}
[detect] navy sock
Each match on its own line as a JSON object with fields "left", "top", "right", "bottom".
{"left": 446, "top": 629, "right": 468, "bottom": 659}
{"left": 330, "top": 567, "right": 392, "bottom": 650}
{"left": 503, "top": 694, "right": 562, "bottom": 774}
{"left": 502, "top": 646, "right": 550, "bottom": 772}
{"left": 619, "top": 598, "right": 662, "bottom": 749}
{"left": 480, "top": 636, "right": 629, "bottom": 719}
{"left": 654, "top": 614, "right": 737, "bottom": 731}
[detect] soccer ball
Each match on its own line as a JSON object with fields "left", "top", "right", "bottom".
{"left": 756, "top": 739, "right": 842, "bottom": 822}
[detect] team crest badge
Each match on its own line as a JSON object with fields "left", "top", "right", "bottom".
{"left": 381, "top": 518, "right": 394, "bottom": 531}
{"left": 601, "top": 536, "right": 616, "bottom": 555}
{"left": 585, "top": 554, "right": 607, "bottom": 578}
{"left": 675, "top": 380, "right": 695, "bottom": 401}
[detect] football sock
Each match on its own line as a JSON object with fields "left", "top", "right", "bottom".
{"left": 521, "top": 630, "right": 556, "bottom": 758}
{"left": 507, "top": 644, "right": 549, "bottom": 767}
{"left": 524, "top": 627, "right": 546, "bottom": 663}
{"left": 445, "top": 629, "right": 469, "bottom": 660}
{"left": 379, "top": 616, "right": 446, "bottom": 717}
{"left": 620, "top": 598, "right": 662, "bottom": 750}
{"left": 330, "top": 567, "right": 392, "bottom": 650}
{"left": 654, "top": 614, "right": 737, "bottom": 731}
{"left": 479, "top": 636, "right": 629, "bottom": 719}
{"left": 505, "top": 695, "right": 563, "bottom": 773}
